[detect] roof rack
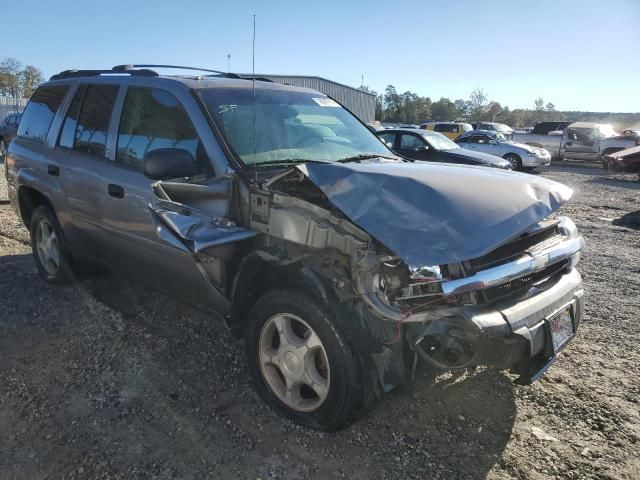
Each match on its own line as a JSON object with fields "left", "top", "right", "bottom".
{"left": 50, "top": 67, "right": 159, "bottom": 81}
{"left": 113, "top": 64, "right": 242, "bottom": 78}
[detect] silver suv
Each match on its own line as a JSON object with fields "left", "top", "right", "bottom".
{"left": 5, "top": 65, "right": 584, "bottom": 431}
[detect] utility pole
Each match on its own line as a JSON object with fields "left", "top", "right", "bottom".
{"left": 227, "top": 54, "right": 231, "bottom": 72}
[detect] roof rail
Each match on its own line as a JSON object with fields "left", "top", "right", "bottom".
{"left": 113, "top": 64, "right": 242, "bottom": 78}
{"left": 50, "top": 67, "right": 159, "bottom": 81}
{"left": 238, "top": 75, "right": 273, "bottom": 83}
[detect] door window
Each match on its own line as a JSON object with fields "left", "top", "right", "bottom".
{"left": 399, "top": 134, "right": 424, "bottom": 150}
{"left": 469, "top": 135, "right": 489, "bottom": 144}
{"left": 17, "top": 85, "right": 70, "bottom": 143}
{"left": 116, "top": 87, "right": 207, "bottom": 174}
{"left": 73, "top": 85, "right": 119, "bottom": 157}
{"left": 58, "top": 85, "right": 86, "bottom": 149}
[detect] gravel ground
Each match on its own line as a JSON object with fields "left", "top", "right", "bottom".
{"left": 0, "top": 162, "right": 639, "bottom": 480}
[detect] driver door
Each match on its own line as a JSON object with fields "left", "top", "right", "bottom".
{"left": 396, "top": 133, "right": 429, "bottom": 160}
{"left": 564, "top": 128, "right": 598, "bottom": 161}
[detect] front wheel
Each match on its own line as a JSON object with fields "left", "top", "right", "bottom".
{"left": 503, "top": 153, "right": 522, "bottom": 171}
{"left": 245, "top": 290, "right": 362, "bottom": 431}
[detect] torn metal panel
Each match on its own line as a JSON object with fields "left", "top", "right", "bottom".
{"left": 152, "top": 203, "right": 257, "bottom": 252}
{"left": 249, "top": 190, "right": 370, "bottom": 256}
{"left": 297, "top": 162, "right": 573, "bottom": 267}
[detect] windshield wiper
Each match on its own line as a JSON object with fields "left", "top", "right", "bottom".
{"left": 336, "top": 153, "right": 401, "bottom": 163}
{"left": 249, "top": 159, "right": 330, "bottom": 168}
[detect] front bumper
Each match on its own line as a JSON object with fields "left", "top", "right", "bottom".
{"left": 466, "top": 268, "right": 583, "bottom": 378}
{"left": 522, "top": 154, "right": 552, "bottom": 167}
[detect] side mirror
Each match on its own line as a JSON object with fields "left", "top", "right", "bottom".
{"left": 416, "top": 145, "right": 430, "bottom": 152}
{"left": 143, "top": 148, "right": 198, "bottom": 180}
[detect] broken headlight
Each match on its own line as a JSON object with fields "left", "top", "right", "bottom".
{"left": 558, "top": 216, "right": 579, "bottom": 239}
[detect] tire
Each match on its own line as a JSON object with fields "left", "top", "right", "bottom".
{"left": 30, "top": 206, "right": 75, "bottom": 284}
{"left": 245, "top": 290, "right": 362, "bottom": 431}
{"left": 0, "top": 138, "right": 6, "bottom": 158}
{"left": 504, "top": 153, "right": 522, "bottom": 171}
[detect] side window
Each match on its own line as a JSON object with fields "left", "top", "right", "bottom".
{"left": 469, "top": 135, "right": 488, "bottom": 144}
{"left": 378, "top": 132, "right": 395, "bottom": 147}
{"left": 74, "top": 85, "right": 119, "bottom": 157}
{"left": 17, "top": 85, "right": 70, "bottom": 143}
{"left": 456, "top": 136, "right": 468, "bottom": 144}
{"left": 116, "top": 87, "right": 206, "bottom": 173}
{"left": 399, "top": 134, "right": 424, "bottom": 150}
{"left": 58, "top": 85, "right": 86, "bottom": 149}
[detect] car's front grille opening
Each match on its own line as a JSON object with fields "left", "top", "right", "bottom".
{"left": 468, "top": 223, "right": 561, "bottom": 272}
{"left": 480, "top": 259, "right": 569, "bottom": 304}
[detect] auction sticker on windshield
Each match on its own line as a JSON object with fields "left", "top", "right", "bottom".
{"left": 313, "top": 97, "right": 340, "bottom": 107}
{"left": 548, "top": 305, "right": 575, "bottom": 351}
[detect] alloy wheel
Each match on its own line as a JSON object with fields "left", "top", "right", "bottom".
{"left": 258, "top": 313, "right": 330, "bottom": 412}
{"left": 35, "top": 219, "right": 60, "bottom": 275}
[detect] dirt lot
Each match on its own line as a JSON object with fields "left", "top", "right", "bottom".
{"left": 0, "top": 164, "right": 638, "bottom": 480}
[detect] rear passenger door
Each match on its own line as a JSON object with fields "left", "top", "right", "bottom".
{"left": 98, "top": 86, "right": 223, "bottom": 306}
{"left": 52, "top": 83, "right": 119, "bottom": 259}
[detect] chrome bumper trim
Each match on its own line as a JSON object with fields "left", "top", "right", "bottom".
{"left": 441, "top": 235, "right": 584, "bottom": 296}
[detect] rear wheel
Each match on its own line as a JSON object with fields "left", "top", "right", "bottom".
{"left": 504, "top": 153, "right": 522, "bottom": 171}
{"left": 245, "top": 290, "right": 362, "bottom": 431}
{"left": 30, "top": 206, "right": 75, "bottom": 284}
{"left": 0, "top": 138, "right": 6, "bottom": 158}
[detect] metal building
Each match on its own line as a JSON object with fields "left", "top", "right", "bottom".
{"left": 243, "top": 74, "right": 376, "bottom": 123}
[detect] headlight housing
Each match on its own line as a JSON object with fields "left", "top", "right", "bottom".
{"left": 558, "top": 216, "right": 579, "bottom": 238}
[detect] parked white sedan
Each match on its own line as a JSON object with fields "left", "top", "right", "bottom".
{"left": 455, "top": 130, "right": 551, "bottom": 171}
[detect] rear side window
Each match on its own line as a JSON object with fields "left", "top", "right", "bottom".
{"left": 116, "top": 87, "right": 206, "bottom": 172}
{"left": 58, "top": 85, "right": 86, "bottom": 149}
{"left": 74, "top": 85, "right": 119, "bottom": 157}
{"left": 17, "top": 85, "right": 70, "bottom": 143}
{"left": 434, "top": 124, "right": 458, "bottom": 133}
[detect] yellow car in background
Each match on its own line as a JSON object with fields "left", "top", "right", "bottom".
{"left": 420, "top": 122, "right": 473, "bottom": 139}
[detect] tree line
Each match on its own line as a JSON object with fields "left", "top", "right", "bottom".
{"left": 361, "top": 85, "right": 640, "bottom": 129}
{"left": 0, "top": 57, "right": 45, "bottom": 99}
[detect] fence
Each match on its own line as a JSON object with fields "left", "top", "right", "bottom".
{"left": 0, "top": 96, "right": 27, "bottom": 123}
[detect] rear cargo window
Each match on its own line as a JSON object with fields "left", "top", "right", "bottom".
{"left": 74, "top": 85, "right": 119, "bottom": 157}
{"left": 17, "top": 85, "right": 70, "bottom": 143}
{"left": 434, "top": 124, "right": 458, "bottom": 133}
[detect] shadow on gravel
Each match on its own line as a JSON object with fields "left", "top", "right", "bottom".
{"left": 74, "top": 271, "right": 516, "bottom": 478}
{"left": 613, "top": 210, "right": 640, "bottom": 230}
{"left": 589, "top": 176, "right": 640, "bottom": 190}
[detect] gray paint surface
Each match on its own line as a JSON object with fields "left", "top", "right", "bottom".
{"left": 299, "top": 161, "right": 573, "bottom": 267}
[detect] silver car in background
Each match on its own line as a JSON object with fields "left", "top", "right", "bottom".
{"left": 456, "top": 130, "right": 551, "bottom": 170}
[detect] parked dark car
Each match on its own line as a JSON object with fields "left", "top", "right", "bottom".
{"left": 0, "top": 112, "right": 22, "bottom": 157}
{"left": 531, "top": 121, "right": 572, "bottom": 135}
{"left": 6, "top": 65, "right": 584, "bottom": 431}
{"left": 377, "top": 128, "right": 512, "bottom": 169}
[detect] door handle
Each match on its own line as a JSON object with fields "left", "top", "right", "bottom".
{"left": 47, "top": 165, "right": 59, "bottom": 176}
{"left": 107, "top": 184, "right": 125, "bottom": 198}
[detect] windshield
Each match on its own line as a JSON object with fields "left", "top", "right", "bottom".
{"left": 199, "top": 87, "right": 391, "bottom": 166}
{"left": 423, "top": 134, "right": 460, "bottom": 150}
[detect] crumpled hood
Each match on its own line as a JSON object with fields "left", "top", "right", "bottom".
{"left": 297, "top": 161, "right": 573, "bottom": 267}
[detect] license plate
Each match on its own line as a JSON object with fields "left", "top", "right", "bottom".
{"left": 548, "top": 305, "right": 575, "bottom": 351}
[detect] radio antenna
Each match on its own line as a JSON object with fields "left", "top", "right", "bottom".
{"left": 252, "top": 14, "right": 257, "bottom": 184}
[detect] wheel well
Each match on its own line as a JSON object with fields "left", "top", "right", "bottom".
{"left": 17, "top": 186, "right": 53, "bottom": 227}
{"left": 228, "top": 252, "right": 345, "bottom": 338}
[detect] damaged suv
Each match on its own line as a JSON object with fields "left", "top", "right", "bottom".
{"left": 5, "top": 66, "right": 584, "bottom": 431}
